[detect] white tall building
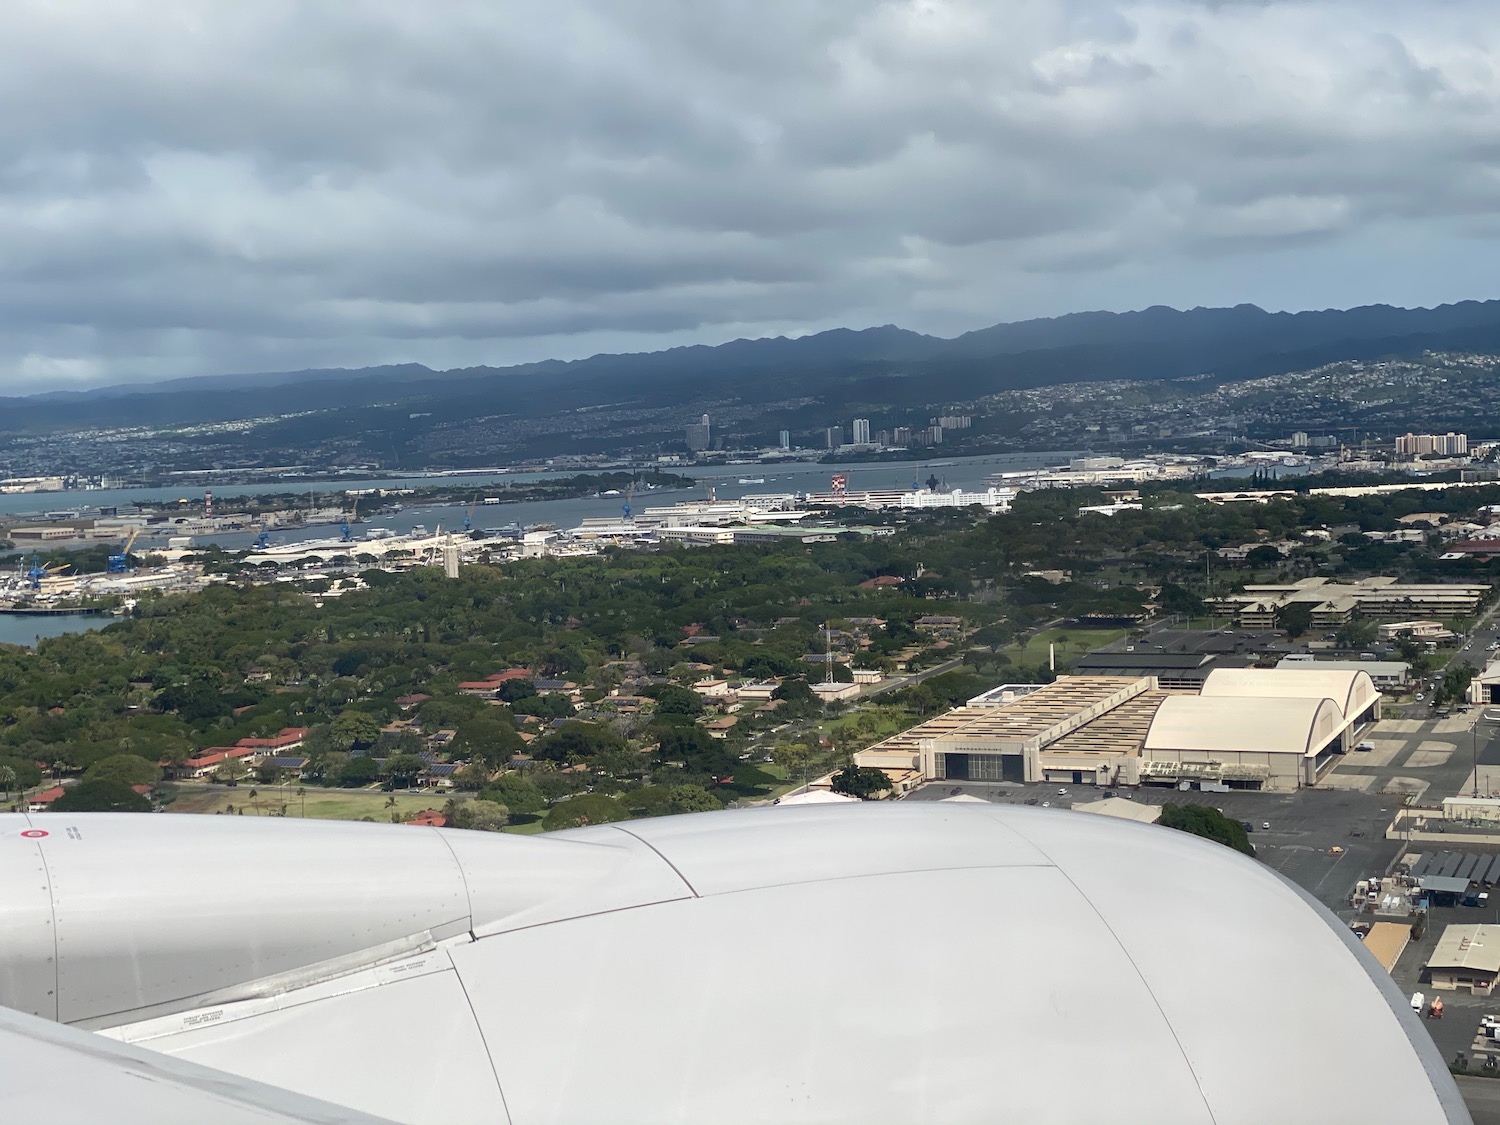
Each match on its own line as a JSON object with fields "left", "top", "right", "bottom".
{"left": 852, "top": 418, "right": 871, "bottom": 445}
{"left": 778, "top": 429, "right": 790, "bottom": 450}
{"left": 686, "top": 414, "right": 711, "bottom": 451}
{"left": 1397, "top": 432, "right": 1468, "bottom": 457}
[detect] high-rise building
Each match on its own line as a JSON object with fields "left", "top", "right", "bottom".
{"left": 778, "top": 430, "right": 790, "bottom": 450}
{"left": 1291, "top": 432, "right": 1309, "bottom": 449}
{"left": 1397, "top": 432, "right": 1468, "bottom": 457}
{"left": 825, "top": 426, "right": 844, "bottom": 450}
{"left": 892, "top": 427, "right": 912, "bottom": 446}
{"left": 932, "top": 415, "right": 971, "bottom": 430}
{"left": 851, "top": 418, "right": 871, "bottom": 445}
{"left": 686, "top": 414, "right": 711, "bottom": 452}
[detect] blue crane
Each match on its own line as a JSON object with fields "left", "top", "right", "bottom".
{"left": 107, "top": 527, "right": 142, "bottom": 574}
{"left": 340, "top": 497, "right": 360, "bottom": 544}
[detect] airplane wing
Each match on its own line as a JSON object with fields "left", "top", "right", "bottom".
{"left": 0, "top": 807, "right": 1473, "bottom": 1125}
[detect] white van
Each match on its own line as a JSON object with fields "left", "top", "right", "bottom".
{"left": 1355, "top": 740, "right": 1376, "bottom": 752}
{"left": 1411, "top": 991, "right": 1425, "bottom": 1013}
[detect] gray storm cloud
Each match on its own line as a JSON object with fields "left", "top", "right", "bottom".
{"left": 0, "top": 0, "right": 1498, "bottom": 389}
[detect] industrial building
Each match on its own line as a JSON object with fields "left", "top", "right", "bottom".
{"left": 855, "top": 668, "right": 1382, "bottom": 792}
{"left": 1211, "top": 576, "right": 1489, "bottom": 628}
{"left": 1428, "top": 924, "right": 1500, "bottom": 995}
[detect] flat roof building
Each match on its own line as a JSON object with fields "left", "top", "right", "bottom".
{"left": 1212, "top": 577, "right": 1489, "bottom": 628}
{"left": 1429, "top": 924, "right": 1500, "bottom": 995}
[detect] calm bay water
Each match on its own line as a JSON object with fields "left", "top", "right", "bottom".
{"left": 3, "top": 452, "right": 1078, "bottom": 552}
{"left": 0, "top": 613, "right": 110, "bottom": 647}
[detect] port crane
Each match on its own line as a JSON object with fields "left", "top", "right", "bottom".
{"left": 254, "top": 525, "right": 270, "bottom": 551}
{"left": 463, "top": 494, "right": 478, "bottom": 533}
{"left": 622, "top": 479, "right": 636, "bottom": 525}
{"left": 107, "top": 527, "right": 142, "bottom": 575}
{"left": 25, "top": 555, "right": 69, "bottom": 591}
{"left": 340, "top": 498, "right": 360, "bottom": 544}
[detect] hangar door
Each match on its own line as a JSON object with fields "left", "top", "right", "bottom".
{"left": 941, "top": 752, "right": 1024, "bottom": 782}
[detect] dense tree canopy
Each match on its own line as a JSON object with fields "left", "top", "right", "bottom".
{"left": 48, "top": 778, "right": 151, "bottom": 813}
{"left": 1159, "top": 803, "right": 1255, "bottom": 857}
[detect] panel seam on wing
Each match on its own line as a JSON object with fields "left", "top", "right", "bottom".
{"left": 1016, "top": 833, "right": 1222, "bottom": 1125}
{"left": 607, "top": 824, "right": 702, "bottom": 897}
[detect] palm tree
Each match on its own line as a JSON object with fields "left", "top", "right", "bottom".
{"left": 0, "top": 765, "right": 15, "bottom": 806}
{"left": 297, "top": 786, "right": 307, "bottom": 818}
{"left": 248, "top": 788, "right": 260, "bottom": 815}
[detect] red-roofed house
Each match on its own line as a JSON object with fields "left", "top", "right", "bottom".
{"left": 235, "top": 727, "right": 310, "bottom": 752}
{"left": 459, "top": 669, "right": 532, "bottom": 695}
{"left": 406, "top": 809, "right": 448, "bottom": 827}
{"left": 27, "top": 786, "right": 66, "bottom": 811}
{"left": 164, "top": 745, "right": 259, "bottom": 779}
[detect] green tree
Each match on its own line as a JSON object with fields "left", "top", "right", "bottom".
{"left": 453, "top": 716, "right": 524, "bottom": 768}
{"left": 1335, "top": 618, "right": 1378, "bottom": 650}
{"left": 480, "top": 773, "right": 546, "bottom": 816}
{"left": 1244, "top": 545, "right": 1283, "bottom": 568}
{"left": 1274, "top": 602, "right": 1314, "bottom": 639}
{"left": 624, "top": 784, "right": 722, "bottom": 817}
{"left": 0, "top": 756, "right": 42, "bottom": 794}
{"left": 1159, "top": 803, "right": 1255, "bottom": 856}
{"left": 83, "top": 753, "right": 163, "bottom": 787}
{"left": 47, "top": 779, "right": 152, "bottom": 813}
{"left": 331, "top": 711, "right": 383, "bottom": 752}
{"left": 383, "top": 753, "right": 428, "bottom": 788}
{"left": 651, "top": 685, "right": 704, "bottom": 717}
{"left": 336, "top": 755, "right": 381, "bottom": 787}
{"left": 771, "top": 742, "right": 815, "bottom": 785}
{"left": 444, "top": 796, "right": 510, "bottom": 831}
{"left": 829, "top": 765, "right": 892, "bottom": 799}
{"left": 542, "top": 793, "right": 630, "bottom": 831}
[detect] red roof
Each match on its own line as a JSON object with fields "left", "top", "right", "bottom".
{"left": 406, "top": 809, "right": 448, "bottom": 827}
{"left": 236, "top": 727, "right": 310, "bottom": 750}
{"left": 30, "top": 786, "right": 65, "bottom": 804}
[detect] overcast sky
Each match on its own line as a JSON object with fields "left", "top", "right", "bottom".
{"left": 3, "top": 0, "right": 1500, "bottom": 392}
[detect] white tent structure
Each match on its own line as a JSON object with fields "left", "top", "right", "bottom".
{"left": 0, "top": 806, "right": 1469, "bottom": 1125}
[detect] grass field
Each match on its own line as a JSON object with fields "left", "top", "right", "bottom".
{"left": 167, "top": 785, "right": 442, "bottom": 822}
{"left": 1003, "top": 626, "right": 1128, "bottom": 665}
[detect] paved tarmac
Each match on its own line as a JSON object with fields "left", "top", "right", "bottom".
{"left": 1458, "top": 1075, "right": 1500, "bottom": 1125}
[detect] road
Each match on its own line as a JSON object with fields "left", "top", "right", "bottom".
{"left": 862, "top": 656, "right": 965, "bottom": 698}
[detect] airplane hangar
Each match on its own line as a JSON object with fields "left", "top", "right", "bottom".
{"left": 854, "top": 667, "right": 1382, "bottom": 791}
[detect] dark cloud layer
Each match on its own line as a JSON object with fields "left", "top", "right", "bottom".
{"left": 2, "top": 0, "right": 1499, "bottom": 390}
